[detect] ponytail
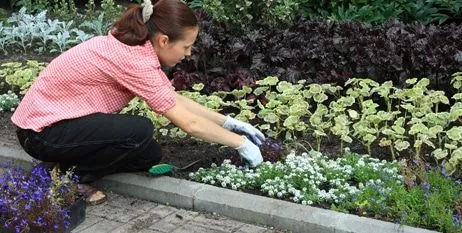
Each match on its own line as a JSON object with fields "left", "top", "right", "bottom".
{"left": 112, "top": 0, "right": 198, "bottom": 46}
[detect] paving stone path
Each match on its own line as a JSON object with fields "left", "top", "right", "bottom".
{"left": 73, "top": 191, "right": 289, "bottom": 233}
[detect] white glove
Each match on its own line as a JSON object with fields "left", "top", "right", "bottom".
{"left": 223, "top": 116, "right": 266, "bottom": 146}
{"left": 236, "top": 137, "right": 263, "bottom": 167}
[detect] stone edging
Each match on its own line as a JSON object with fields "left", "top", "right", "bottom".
{"left": 0, "top": 141, "right": 440, "bottom": 233}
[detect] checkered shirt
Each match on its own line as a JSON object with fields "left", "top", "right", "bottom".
{"left": 11, "top": 32, "right": 176, "bottom": 132}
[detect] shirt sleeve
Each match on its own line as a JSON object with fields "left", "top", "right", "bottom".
{"left": 113, "top": 65, "right": 176, "bottom": 114}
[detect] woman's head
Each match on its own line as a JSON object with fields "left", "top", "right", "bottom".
{"left": 112, "top": 0, "right": 199, "bottom": 67}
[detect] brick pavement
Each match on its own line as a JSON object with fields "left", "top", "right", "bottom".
{"left": 73, "top": 191, "right": 288, "bottom": 233}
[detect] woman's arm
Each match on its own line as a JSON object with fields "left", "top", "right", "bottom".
{"left": 163, "top": 94, "right": 244, "bottom": 148}
{"left": 175, "top": 93, "right": 226, "bottom": 126}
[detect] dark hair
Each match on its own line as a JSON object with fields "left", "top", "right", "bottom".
{"left": 112, "top": 0, "right": 198, "bottom": 46}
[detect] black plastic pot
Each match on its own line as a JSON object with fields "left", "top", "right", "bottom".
{"left": 68, "top": 197, "right": 87, "bottom": 231}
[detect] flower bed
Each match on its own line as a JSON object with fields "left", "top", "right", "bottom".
{"left": 190, "top": 150, "right": 462, "bottom": 232}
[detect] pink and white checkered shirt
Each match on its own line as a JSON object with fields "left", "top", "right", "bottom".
{"left": 11, "top": 32, "right": 176, "bottom": 132}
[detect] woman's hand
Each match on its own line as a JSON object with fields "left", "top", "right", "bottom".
{"left": 222, "top": 116, "right": 266, "bottom": 146}
{"left": 236, "top": 137, "right": 263, "bottom": 167}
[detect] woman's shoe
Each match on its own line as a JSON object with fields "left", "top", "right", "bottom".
{"left": 77, "top": 184, "right": 107, "bottom": 206}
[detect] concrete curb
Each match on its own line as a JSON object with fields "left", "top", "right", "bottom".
{"left": 0, "top": 142, "right": 440, "bottom": 233}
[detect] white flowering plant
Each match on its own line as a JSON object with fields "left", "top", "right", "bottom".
{"left": 0, "top": 90, "right": 19, "bottom": 112}
{"left": 190, "top": 149, "right": 462, "bottom": 232}
{"left": 190, "top": 150, "right": 402, "bottom": 205}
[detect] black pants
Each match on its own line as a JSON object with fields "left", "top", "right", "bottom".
{"left": 16, "top": 113, "right": 163, "bottom": 184}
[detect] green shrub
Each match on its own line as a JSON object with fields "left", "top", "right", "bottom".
{"left": 299, "top": 0, "right": 462, "bottom": 25}
{"left": 201, "top": 0, "right": 301, "bottom": 29}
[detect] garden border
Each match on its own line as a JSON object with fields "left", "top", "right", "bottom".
{"left": 0, "top": 140, "right": 439, "bottom": 233}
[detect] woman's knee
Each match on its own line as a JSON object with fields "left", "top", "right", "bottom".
{"left": 126, "top": 115, "right": 154, "bottom": 144}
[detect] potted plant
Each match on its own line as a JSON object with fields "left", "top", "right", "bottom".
{"left": 0, "top": 162, "right": 86, "bottom": 233}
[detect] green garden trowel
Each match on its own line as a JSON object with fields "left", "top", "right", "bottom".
{"left": 148, "top": 159, "right": 201, "bottom": 176}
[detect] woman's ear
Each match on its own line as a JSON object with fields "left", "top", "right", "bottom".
{"left": 151, "top": 33, "right": 170, "bottom": 49}
{"left": 157, "top": 34, "right": 170, "bottom": 48}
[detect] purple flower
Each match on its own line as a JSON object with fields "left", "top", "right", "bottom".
{"left": 32, "top": 191, "right": 43, "bottom": 200}
{"left": 453, "top": 215, "right": 460, "bottom": 226}
{"left": 35, "top": 217, "right": 45, "bottom": 226}
{"left": 422, "top": 182, "right": 430, "bottom": 190}
{"left": 441, "top": 166, "right": 447, "bottom": 177}
{"left": 412, "top": 159, "right": 419, "bottom": 165}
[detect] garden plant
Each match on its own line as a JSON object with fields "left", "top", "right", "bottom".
{"left": 0, "top": 0, "right": 461, "bottom": 232}
{"left": 0, "top": 162, "right": 85, "bottom": 233}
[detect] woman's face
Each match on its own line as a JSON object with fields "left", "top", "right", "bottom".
{"left": 153, "top": 26, "right": 199, "bottom": 67}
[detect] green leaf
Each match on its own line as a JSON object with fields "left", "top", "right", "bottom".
{"left": 432, "top": 148, "right": 448, "bottom": 160}
{"left": 449, "top": 148, "right": 462, "bottom": 167}
{"left": 275, "top": 105, "right": 290, "bottom": 115}
{"left": 406, "top": 78, "right": 417, "bottom": 85}
{"left": 445, "top": 143, "right": 458, "bottom": 150}
{"left": 256, "top": 76, "right": 279, "bottom": 86}
{"left": 289, "top": 103, "right": 308, "bottom": 116}
{"left": 276, "top": 81, "right": 293, "bottom": 93}
{"left": 381, "top": 129, "right": 395, "bottom": 136}
{"left": 391, "top": 125, "right": 405, "bottom": 135}
{"left": 263, "top": 112, "right": 279, "bottom": 124}
{"left": 452, "top": 93, "right": 462, "bottom": 100}
{"left": 295, "top": 122, "right": 307, "bottom": 131}
{"left": 259, "top": 124, "right": 270, "bottom": 130}
{"left": 253, "top": 86, "right": 269, "bottom": 96}
{"left": 283, "top": 116, "right": 299, "bottom": 128}
{"left": 446, "top": 127, "right": 462, "bottom": 141}
{"left": 344, "top": 78, "right": 357, "bottom": 87}
{"left": 341, "top": 135, "right": 353, "bottom": 143}
{"left": 409, "top": 123, "right": 427, "bottom": 135}
{"left": 422, "top": 138, "right": 435, "bottom": 148}
{"left": 364, "top": 134, "right": 376, "bottom": 144}
{"left": 308, "top": 84, "right": 323, "bottom": 94}
{"left": 314, "top": 130, "right": 327, "bottom": 137}
{"left": 394, "top": 140, "right": 410, "bottom": 151}
{"left": 266, "top": 100, "right": 281, "bottom": 109}
{"left": 416, "top": 78, "right": 430, "bottom": 88}
{"left": 192, "top": 83, "right": 204, "bottom": 91}
{"left": 313, "top": 93, "right": 328, "bottom": 103}
{"left": 347, "top": 109, "right": 359, "bottom": 119}
{"left": 428, "top": 125, "right": 443, "bottom": 136}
